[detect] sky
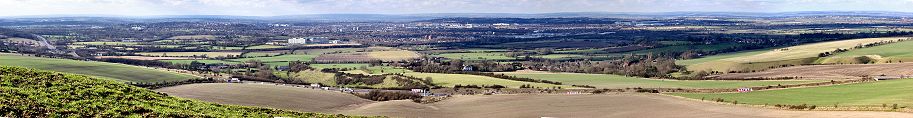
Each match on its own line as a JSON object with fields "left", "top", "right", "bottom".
{"left": 3, "top": 0, "right": 913, "bottom": 16}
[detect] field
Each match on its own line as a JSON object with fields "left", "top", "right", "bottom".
{"left": 714, "top": 62, "right": 913, "bottom": 79}
{"left": 137, "top": 51, "right": 242, "bottom": 58}
{"left": 72, "top": 41, "right": 139, "bottom": 45}
{"left": 315, "top": 50, "right": 421, "bottom": 62}
{"left": 433, "top": 52, "right": 516, "bottom": 60}
{"left": 670, "top": 79, "right": 913, "bottom": 107}
{"left": 247, "top": 45, "right": 287, "bottom": 49}
{"left": 229, "top": 54, "right": 317, "bottom": 62}
{"left": 167, "top": 35, "right": 217, "bottom": 40}
{"left": 816, "top": 40, "right": 913, "bottom": 64}
{"left": 401, "top": 72, "right": 571, "bottom": 88}
{"left": 311, "top": 63, "right": 371, "bottom": 69}
{"left": 0, "top": 53, "right": 196, "bottom": 82}
{"left": 498, "top": 71, "right": 821, "bottom": 89}
{"left": 686, "top": 37, "right": 911, "bottom": 72}
{"left": 156, "top": 83, "right": 372, "bottom": 113}
{"left": 153, "top": 83, "right": 913, "bottom": 118}
{"left": 162, "top": 59, "right": 240, "bottom": 65}
{"left": 675, "top": 49, "right": 769, "bottom": 66}
{"left": 94, "top": 56, "right": 200, "bottom": 60}
{"left": 0, "top": 66, "right": 348, "bottom": 117}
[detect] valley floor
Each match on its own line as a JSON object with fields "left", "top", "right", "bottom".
{"left": 156, "top": 83, "right": 913, "bottom": 118}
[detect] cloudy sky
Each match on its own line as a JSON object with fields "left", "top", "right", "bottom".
{"left": 3, "top": 0, "right": 913, "bottom": 16}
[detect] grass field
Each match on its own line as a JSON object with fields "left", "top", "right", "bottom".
{"left": 247, "top": 45, "right": 287, "bottom": 49}
{"left": 402, "top": 72, "right": 571, "bottom": 88}
{"left": 817, "top": 40, "right": 913, "bottom": 64}
{"left": 0, "top": 53, "right": 196, "bottom": 82}
{"left": 315, "top": 50, "right": 421, "bottom": 62}
{"left": 498, "top": 72, "right": 821, "bottom": 89}
{"left": 341, "top": 66, "right": 410, "bottom": 75}
{"left": 685, "top": 37, "right": 910, "bottom": 72}
{"left": 670, "top": 79, "right": 913, "bottom": 107}
{"left": 137, "top": 52, "right": 242, "bottom": 58}
{"left": 311, "top": 63, "right": 370, "bottom": 69}
{"left": 168, "top": 35, "right": 216, "bottom": 40}
{"left": 676, "top": 49, "right": 769, "bottom": 66}
{"left": 434, "top": 52, "right": 516, "bottom": 60}
{"left": 162, "top": 59, "right": 240, "bottom": 65}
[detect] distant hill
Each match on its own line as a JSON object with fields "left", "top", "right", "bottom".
{"left": 0, "top": 66, "right": 366, "bottom": 117}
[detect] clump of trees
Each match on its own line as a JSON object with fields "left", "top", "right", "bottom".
{"left": 356, "top": 90, "right": 423, "bottom": 101}
{"left": 523, "top": 54, "right": 681, "bottom": 78}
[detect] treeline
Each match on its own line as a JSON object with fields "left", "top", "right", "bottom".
{"left": 396, "top": 58, "right": 520, "bottom": 73}
{"left": 129, "top": 78, "right": 217, "bottom": 89}
{"left": 355, "top": 90, "right": 423, "bottom": 101}
{"left": 523, "top": 54, "right": 681, "bottom": 78}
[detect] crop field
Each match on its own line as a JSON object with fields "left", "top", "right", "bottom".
{"left": 401, "top": 72, "right": 571, "bottom": 88}
{"left": 676, "top": 49, "right": 769, "bottom": 66}
{"left": 434, "top": 52, "right": 516, "bottom": 60}
{"left": 816, "top": 40, "right": 913, "bottom": 64}
{"left": 687, "top": 37, "right": 911, "bottom": 72}
{"left": 289, "top": 70, "right": 338, "bottom": 86}
{"left": 714, "top": 62, "right": 913, "bottom": 79}
{"left": 137, "top": 51, "right": 243, "bottom": 58}
{"left": 73, "top": 41, "right": 140, "bottom": 45}
{"left": 341, "top": 66, "right": 410, "bottom": 75}
{"left": 310, "top": 63, "right": 370, "bottom": 69}
{"left": 670, "top": 79, "right": 913, "bottom": 107}
{"left": 229, "top": 54, "right": 317, "bottom": 62}
{"left": 0, "top": 53, "right": 197, "bottom": 82}
{"left": 156, "top": 83, "right": 372, "bottom": 113}
{"left": 294, "top": 48, "right": 363, "bottom": 55}
{"left": 498, "top": 71, "right": 821, "bottom": 89}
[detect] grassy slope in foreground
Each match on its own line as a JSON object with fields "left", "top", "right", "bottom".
{"left": 0, "top": 53, "right": 195, "bottom": 82}
{"left": 817, "top": 39, "right": 913, "bottom": 64}
{"left": 670, "top": 79, "right": 913, "bottom": 107}
{"left": 0, "top": 66, "right": 361, "bottom": 117}
{"left": 685, "top": 37, "right": 910, "bottom": 72}
{"left": 499, "top": 72, "right": 820, "bottom": 89}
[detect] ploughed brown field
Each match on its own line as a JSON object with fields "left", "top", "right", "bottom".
{"left": 713, "top": 62, "right": 913, "bottom": 80}
{"left": 156, "top": 83, "right": 913, "bottom": 118}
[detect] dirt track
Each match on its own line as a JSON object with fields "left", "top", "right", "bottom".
{"left": 156, "top": 83, "right": 913, "bottom": 118}
{"left": 715, "top": 63, "right": 913, "bottom": 80}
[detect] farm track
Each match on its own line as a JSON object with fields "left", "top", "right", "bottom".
{"left": 157, "top": 83, "right": 913, "bottom": 118}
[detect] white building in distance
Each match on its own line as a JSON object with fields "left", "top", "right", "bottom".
{"left": 288, "top": 37, "right": 330, "bottom": 45}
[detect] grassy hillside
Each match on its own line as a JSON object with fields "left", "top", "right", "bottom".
{"left": 499, "top": 72, "right": 821, "bottom": 89}
{"left": 402, "top": 72, "right": 571, "bottom": 88}
{"left": 683, "top": 37, "right": 910, "bottom": 72}
{"left": 816, "top": 40, "right": 913, "bottom": 64}
{"left": 0, "top": 53, "right": 196, "bottom": 82}
{"left": 670, "top": 79, "right": 913, "bottom": 107}
{"left": 0, "top": 66, "right": 361, "bottom": 117}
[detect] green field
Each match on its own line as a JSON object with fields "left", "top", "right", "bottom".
{"left": 137, "top": 52, "right": 242, "bottom": 58}
{"left": 0, "top": 53, "right": 196, "bottom": 82}
{"left": 402, "top": 72, "right": 571, "bottom": 88}
{"left": 0, "top": 66, "right": 355, "bottom": 117}
{"left": 499, "top": 72, "right": 821, "bottom": 89}
{"left": 310, "top": 63, "right": 370, "bottom": 69}
{"left": 162, "top": 59, "right": 240, "bottom": 65}
{"left": 816, "top": 40, "right": 913, "bottom": 64}
{"left": 676, "top": 49, "right": 769, "bottom": 66}
{"left": 670, "top": 79, "right": 913, "bottom": 107}
{"left": 434, "top": 52, "right": 516, "bottom": 60}
{"left": 341, "top": 66, "right": 410, "bottom": 75}
{"left": 247, "top": 45, "right": 287, "bottom": 49}
{"left": 685, "top": 37, "right": 910, "bottom": 72}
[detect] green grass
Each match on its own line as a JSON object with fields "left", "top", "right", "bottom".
{"left": 162, "top": 59, "right": 240, "bottom": 65}
{"left": 434, "top": 52, "right": 517, "bottom": 60}
{"left": 341, "top": 66, "right": 409, "bottom": 75}
{"left": 669, "top": 79, "right": 913, "bottom": 107}
{"left": 0, "top": 53, "right": 196, "bottom": 83}
{"left": 531, "top": 54, "right": 585, "bottom": 59}
{"left": 499, "top": 72, "right": 821, "bottom": 89}
{"left": 137, "top": 52, "right": 242, "bottom": 58}
{"left": 246, "top": 45, "right": 286, "bottom": 49}
{"left": 676, "top": 49, "right": 769, "bottom": 66}
{"left": 816, "top": 40, "right": 913, "bottom": 64}
{"left": 402, "top": 72, "right": 571, "bottom": 88}
{"left": 0, "top": 66, "right": 360, "bottom": 117}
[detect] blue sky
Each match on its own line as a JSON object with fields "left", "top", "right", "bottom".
{"left": 3, "top": 0, "right": 913, "bottom": 16}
